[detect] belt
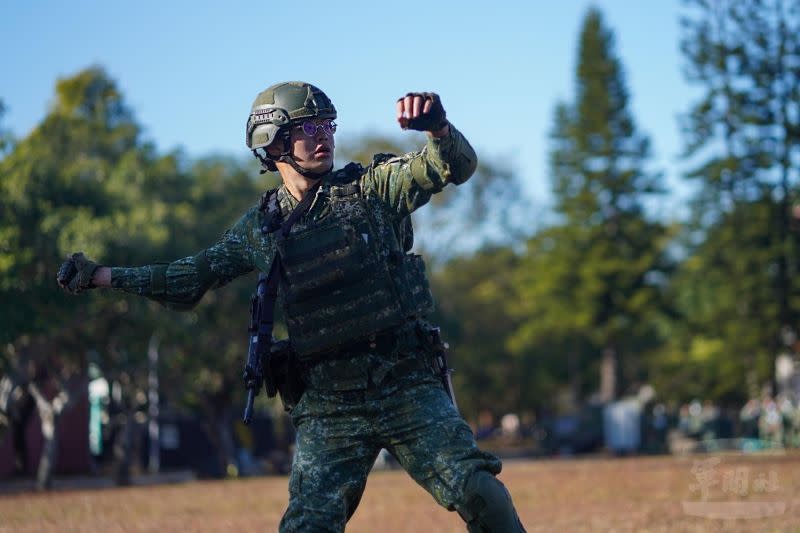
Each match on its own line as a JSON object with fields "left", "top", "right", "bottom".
{"left": 301, "top": 320, "right": 424, "bottom": 364}
{"left": 340, "top": 328, "right": 402, "bottom": 354}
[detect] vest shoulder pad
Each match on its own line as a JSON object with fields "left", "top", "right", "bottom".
{"left": 371, "top": 153, "right": 398, "bottom": 167}
{"left": 329, "top": 166, "right": 362, "bottom": 198}
{"left": 329, "top": 162, "right": 365, "bottom": 185}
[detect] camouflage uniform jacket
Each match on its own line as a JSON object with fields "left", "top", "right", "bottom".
{"left": 110, "top": 125, "right": 477, "bottom": 389}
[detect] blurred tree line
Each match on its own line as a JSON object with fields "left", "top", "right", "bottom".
{"left": 1, "top": 0, "right": 799, "bottom": 486}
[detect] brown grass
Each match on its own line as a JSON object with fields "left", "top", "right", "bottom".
{"left": 1, "top": 453, "right": 799, "bottom": 532}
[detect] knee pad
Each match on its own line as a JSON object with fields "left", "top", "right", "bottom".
{"left": 457, "top": 470, "right": 526, "bottom": 533}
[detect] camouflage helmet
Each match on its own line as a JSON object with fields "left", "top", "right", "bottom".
{"left": 246, "top": 81, "right": 337, "bottom": 151}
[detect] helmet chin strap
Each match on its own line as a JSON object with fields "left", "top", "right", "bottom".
{"left": 278, "top": 153, "right": 333, "bottom": 179}
{"left": 274, "top": 128, "right": 332, "bottom": 179}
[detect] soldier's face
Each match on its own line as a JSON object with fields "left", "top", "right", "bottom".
{"left": 288, "top": 119, "right": 335, "bottom": 174}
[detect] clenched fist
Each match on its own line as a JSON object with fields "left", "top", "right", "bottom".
{"left": 57, "top": 252, "right": 101, "bottom": 294}
{"left": 396, "top": 92, "right": 448, "bottom": 135}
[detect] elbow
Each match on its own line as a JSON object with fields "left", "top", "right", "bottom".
{"left": 462, "top": 149, "right": 478, "bottom": 183}
{"left": 443, "top": 124, "right": 478, "bottom": 185}
{"left": 150, "top": 289, "right": 207, "bottom": 311}
{"left": 450, "top": 142, "right": 478, "bottom": 186}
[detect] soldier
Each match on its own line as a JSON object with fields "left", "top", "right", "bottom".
{"left": 57, "top": 82, "right": 526, "bottom": 532}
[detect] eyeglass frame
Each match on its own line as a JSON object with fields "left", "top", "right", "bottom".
{"left": 294, "top": 119, "right": 337, "bottom": 137}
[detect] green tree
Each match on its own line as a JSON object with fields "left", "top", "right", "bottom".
{"left": 674, "top": 0, "right": 800, "bottom": 400}
{"left": 654, "top": 199, "right": 779, "bottom": 402}
{"left": 0, "top": 99, "right": 12, "bottom": 157}
{"left": 430, "top": 247, "right": 523, "bottom": 420}
{"left": 0, "top": 67, "right": 258, "bottom": 485}
{"left": 510, "top": 8, "right": 671, "bottom": 408}
{"left": 0, "top": 67, "right": 164, "bottom": 488}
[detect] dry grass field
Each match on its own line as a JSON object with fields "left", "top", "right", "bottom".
{"left": 1, "top": 453, "right": 799, "bottom": 532}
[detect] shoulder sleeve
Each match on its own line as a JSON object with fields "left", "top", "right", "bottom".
{"left": 110, "top": 206, "right": 258, "bottom": 310}
{"left": 361, "top": 123, "right": 478, "bottom": 218}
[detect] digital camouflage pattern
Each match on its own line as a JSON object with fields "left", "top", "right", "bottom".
{"left": 110, "top": 125, "right": 477, "bottom": 390}
{"left": 281, "top": 374, "right": 502, "bottom": 531}
{"left": 109, "top": 125, "right": 523, "bottom": 531}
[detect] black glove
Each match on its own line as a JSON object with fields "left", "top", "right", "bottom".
{"left": 402, "top": 92, "right": 448, "bottom": 132}
{"left": 57, "top": 252, "right": 101, "bottom": 294}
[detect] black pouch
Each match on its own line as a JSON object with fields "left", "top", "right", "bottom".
{"left": 269, "top": 340, "right": 306, "bottom": 412}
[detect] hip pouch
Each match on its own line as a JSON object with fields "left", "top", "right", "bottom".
{"left": 268, "top": 340, "right": 306, "bottom": 412}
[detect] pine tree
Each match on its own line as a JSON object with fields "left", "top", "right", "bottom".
{"left": 512, "top": 8, "right": 670, "bottom": 405}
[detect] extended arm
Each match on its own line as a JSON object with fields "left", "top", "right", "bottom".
{"left": 58, "top": 208, "right": 259, "bottom": 310}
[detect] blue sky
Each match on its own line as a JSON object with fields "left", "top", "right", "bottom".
{"left": 1, "top": 0, "right": 693, "bottom": 216}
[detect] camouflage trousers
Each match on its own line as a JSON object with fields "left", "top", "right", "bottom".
{"left": 278, "top": 374, "right": 503, "bottom": 532}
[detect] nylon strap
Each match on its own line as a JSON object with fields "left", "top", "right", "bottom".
{"left": 150, "top": 263, "right": 169, "bottom": 296}
{"left": 330, "top": 183, "right": 360, "bottom": 198}
{"left": 193, "top": 250, "right": 217, "bottom": 287}
{"left": 254, "top": 180, "right": 323, "bottom": 360}
{"left": 278, "top": 181, "right": 322, "bottom": 239}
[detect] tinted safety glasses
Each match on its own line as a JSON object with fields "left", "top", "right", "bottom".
{"left": 296, "top": 119, "right": 337, "bottom": 137}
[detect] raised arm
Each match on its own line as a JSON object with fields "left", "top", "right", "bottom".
{"left": 364, "top": 92, "right": 478, "bottom": 218}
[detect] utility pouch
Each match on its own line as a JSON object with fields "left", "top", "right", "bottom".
{"left": 269, "top": 339, "right": 306, "bottom": 412}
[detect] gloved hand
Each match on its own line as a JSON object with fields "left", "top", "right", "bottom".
{"left": 57, "top": 252, "right": 101, "bottom": 294}
{"left": 396, "top": 92, "right": 448, "bottom": 133}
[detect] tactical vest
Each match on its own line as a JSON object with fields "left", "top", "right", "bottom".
{"left": 266, "top": 172, "right": 434, "bottom": 360}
